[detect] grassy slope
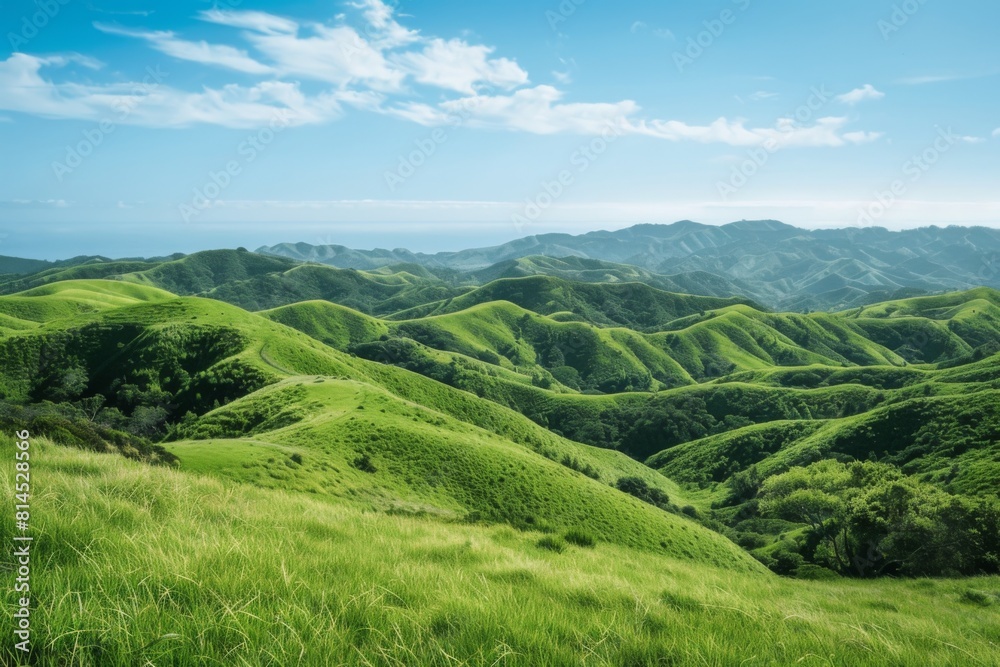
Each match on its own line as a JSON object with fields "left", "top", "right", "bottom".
{"left": 389, "top": 275, "right": 756, "bottom": 328}
{"left": 266, "top": 297, "right": 923, "bottom": 395}
{"left": 2, "top": 440, "right": 998, "bottom": 666}
{"left": 261, "top": 300, "right": 390, "bottom": 349}
{"left": 0, "top": 282, "right": 741, "bottom": 560}
{"left": 165, "top": 378, "right": 754, "bottom": 564}
{"left": 648, "top": 384, "right": 1000, "bottom": 497}
{"left": 0, "top": 280, "right": 175, "bottom": 328}
{"left": 469, "top": 254, "right": 754, "bottom": 298}
{"left": 0, "top": 259, "right": 160, "bottom": 294}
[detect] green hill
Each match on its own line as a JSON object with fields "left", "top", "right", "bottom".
{"left": 470, "top": 255, "right": 755, "bottom": 299}
{"left": 0, "top": 282, "right": 750, "bottom": 563}
{"left": 167, "top": 377, "right": 754, "bottom": 563}
{"left": 5, "top": 439, "right": 998, "bottom": 665}
{"left": 390, "top": 275, "right": 757, "bottom": 329}
{"left": 1, "top": 275, "right": 999, "bottom": 664}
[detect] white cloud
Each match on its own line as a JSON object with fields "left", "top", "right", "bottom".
{"left": 245, "top": 23, "right": 405, "bottom": 90}
{"left": 349, "top": 0, "right": 419, "bottom": 48}
{"left": 394, "top": 38, "right": 528, "bottom": 93}
{"left": 552, "top": 70, "right": 572, "bottom": 85}
{"left": 749, "top": 91, "right": 778, "bottom": 101}
{"left": 197, "top": 10, "right": 407, "bottom": 90}
{"left": 35, "top": 52, "right": 104, "bottom": 70}
{"left": 94, "top": 23, "right": 273, "bottom": 74}
{"left": 842, "top": 130, "right": 883, "bottom": 144}
{"left": 993, "top": 128, "right": 1000, "bottom": 139}
{"left": 0, "top": 54, "right": 343, "bottom": 128}
{"left": 379, "top": 86, "right": 879, "bottom": 148}
{"left": 0, "top": 3, "right": 882, "bottom": 147}
{"left": 836, "top": 84, "right": 885, "bottom": 105}
{"left": 960, "top": 135, "right": 986, "bottom": 144}
{"left": 428, "top": 85, "right": 638, "bottom": 135}
{"left": 198, "top": 9, "right": 298, "bottom": 36}
{"left": 635, "top": 116, "right": 881, "bottom": 148}
{"left": 895, "top": 73, "right": 989, "bottom": 86}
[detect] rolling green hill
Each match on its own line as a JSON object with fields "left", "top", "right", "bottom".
{"left": 469, "top": 255, "right": 755, "bottom": 299}
{"left": 267, "top": 291, "right": 1000, "bottom": 402}
{"left": 390, "top": 275, "right": 757, "bottom": 329}
{"left": 0, "top": 281, "right": 748, "bottom": 563}
{"left": 0, "top": 249, "right": 467, "bottom": 316}
{"left": 1, "top": 275, "right": 999, "bottom": 664}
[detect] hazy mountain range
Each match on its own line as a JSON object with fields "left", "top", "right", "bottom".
{"left": 258, "top": 221, "right": 1000, "bottom": 311}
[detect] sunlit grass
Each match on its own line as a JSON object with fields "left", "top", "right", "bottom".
{"left": 2, "top": 440, "right": 998, "bottom": 666}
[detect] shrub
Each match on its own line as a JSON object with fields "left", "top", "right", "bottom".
{"left": 563, "top": 529, "right": 596, "bottom": 548}
{"left": 560, "top": 454, "right": 600, "bottom": 480}
{"left": 351, "top": 453, "right": 377, "bottom": 473}
{"left": 680, "top": 505, "right": 700, "bottom": 519}
{"left": 536, "top": 536, "right": 566, "bottom": 553}
{"left": 961, "top": 589, "right": 998, "bottom": 607}
{"left": 616, "top": 476, "right": 671, "bottom": 511}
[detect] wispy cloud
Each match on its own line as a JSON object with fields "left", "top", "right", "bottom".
{"left": 836, "top": 84, "right": 884, "bottom": 105}
{"left": 552, "top": 70, "right": 572, "bottom": 85}
{"left": 198, "top": 10, "right": 298, "bottom": 36}
{"left": 393, "top": 38, "right": 528, "bottom": 94}
{"left": 1, "top": 199, "right": 70, "bottom": 208}
{"left": 0, "top": 54, "right": 343, "bottom": 128}
{"left": 749, "top": 91, "right": 778, "bottom": 101}
{"left": 635, "top": 116, "right": 881, "bottom": 148}
{"left": 0, "top": 0, "right": 879, "bottom": 147}
{"left": 382, "top": 86, "right": 880, "bottom": 148}
{"left": 895, "top": 71, "right": 1000, "bottom": 86}
{"left": 94, "top": 23, "right": 273, "bottom": 74}
{"left": 85, "top": 2, "right": 154, "bottom": 17}
{"left": 629, "top": 21, "right": 674, "bottom": 40}
{"left": 993, "top": 128, "right": 1000, "bottom": 139}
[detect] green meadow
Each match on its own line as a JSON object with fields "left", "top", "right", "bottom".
{"left": 3, "top": 440, "right": 999, "bottom": 666}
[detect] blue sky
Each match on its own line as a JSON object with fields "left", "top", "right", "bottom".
{"left": 1, "top": 0, "right": 998, "bottom": 259}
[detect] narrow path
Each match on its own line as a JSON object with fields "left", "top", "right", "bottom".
{"left": 258, "top": 345, "right": 296, "bottom": 375}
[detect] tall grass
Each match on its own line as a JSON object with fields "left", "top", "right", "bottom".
{"left": 3, "top": 440, "right": 999, "bottom": 666}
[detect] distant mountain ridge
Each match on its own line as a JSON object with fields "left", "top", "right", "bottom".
{"left": 258, "top": 221, "right": 1000, "bottom": 310}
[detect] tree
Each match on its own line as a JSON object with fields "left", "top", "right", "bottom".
{"left": 759, "top": 460, "right": 1000, "bottom": 577}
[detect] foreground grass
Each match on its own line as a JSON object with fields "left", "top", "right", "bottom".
{"left": 2, "top": 441, "right": 998, "bottom": 666}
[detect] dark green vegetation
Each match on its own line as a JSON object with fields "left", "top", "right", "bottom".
{"left": 1, "top": 238, "right": 999, "bottom": 664}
